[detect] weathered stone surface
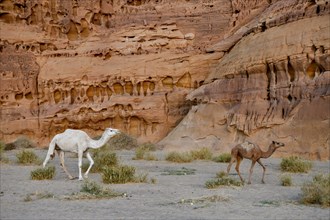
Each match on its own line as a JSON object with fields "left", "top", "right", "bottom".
{"left": 0, "top": 0, "right": 228, "bottom": 145}
{"left": 159, "top": 2, "right": 330, "bottom": 160}
{"left": 0, "top": 0, "right": 329, "bottom": 160}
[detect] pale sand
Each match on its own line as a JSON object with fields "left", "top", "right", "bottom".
{"left": 1, "top": 149, "right": 329, "bottom": 220}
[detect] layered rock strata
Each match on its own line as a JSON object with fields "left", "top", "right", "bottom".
{"left": 0, "top": 0, "right": 329, "bottom": 160}
{"left": 0, "top": 0, "right": 230, "bottom": 145}
{"left": 159, "top": 1, "right": 330, "bottom": 160}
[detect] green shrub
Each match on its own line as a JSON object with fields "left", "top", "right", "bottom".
{"left": 161, "top": 167, "right": 196, "bottom": 176}
{"left": 213, "top": 153, "right": 231, "bottom": 163}
{"left": 7, "top": 136, "right": 36, "bottom": 150}
{"left": 280, "top": 174, "right": 292, "bottom": 186}
{"left": 24, "top": 191, "right": 54, "bottom": 202}
{"left": 16, "top": 150, "right": 41, "bottom": 165}
{"left": 165, "top": 152, "right": 193, "bottom": 163}
{"left": 205, "top": 175, "right": 242, "bottom": 189}
{"left": 190, "top": 147, "right": 212, "bottom": 160}
{"left": 0, "top": 140, "right": 6, "bottom": 161}
{"left": 280, "top": 156, "right": 312, "bottom": 173}
{"left": 81, "top": 180, "right": 103, "bottom": 195}
{"left": 216, "top": 171, "right": 227, "bottom": 178}
{"left": 31, "top": 166, "right": 56, "bottom": 180}
{"left": 65, "top": 180, "right": 123, "bottom": 200}
{"left": 82, "top": 151, "right": 118, "bottom": 173}
{"left": 133, "top": 143, "right": 157, "bottom": 161}
{"left": 301, "top": 174, "right": 330, "bottom": 207}
{"left": 106, "top": 132, "right": 138, "bottom": 150}
{"left": 102, "top": 165, "right": 136, "bottom": 184}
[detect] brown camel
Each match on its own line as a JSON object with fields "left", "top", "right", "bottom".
{"left": 227, "top": 141, "right": 285, "bottom": 184}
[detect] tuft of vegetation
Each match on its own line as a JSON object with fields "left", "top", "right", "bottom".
{"left": 165, "top": 148, "right": 215, "bottom": 163}
{"left": 106, "top": 132, "right": 138, "bottom": 150}
{"left": 24, "top": 191, "right": 54, "bottom": 202}
{"left": 280, "top": 174, "right": 293, "bottom": 186}
{"left": 82, "top": 151, "right": 118, "bottom": 173}
{"left": 16, "top": 150, "right": 41, "bottom": 165}
{"left": 190, "top": 147, "right": 212, "bottom": 160}
{"left": 133, "top": 143, "right": 157, "bottom": 161}
{"left": 102, "top": 165, "right": 137, "bottom": 184}
{"left": 280, "top": 156, "right": 312, "bottom": 173}
{"left": 179, "top": 195, "right": 229, "bottom": 206}
{"left": 165, "top": 152, "right": 194, "bottom": 163}
{"left": 213, "top": 153, "right": 231, "bottom": 163}
{"left": 66, "top": 180, "right": 123, "bottom": 200}
{"left": 161, "top": 167, "right": 196, "bottom": 176}
{"left": 6, "top": 136, "right": 36, "bottom": 150}
{"left": 301, "top": 174, "right": 330, "bottom": 207}
{"left": 205, "top": 172, "right": 242, "bottom": 189}
{"left": 31, "top": 166, "right": 56, "bottom": 180}
{"left": 0, "top": 140, "right": 9, "bottom": 163}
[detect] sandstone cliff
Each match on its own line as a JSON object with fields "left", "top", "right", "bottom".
{"left": 0, "top": 0, "right": 329, "bottom": 159}
{"left": 160, "top": 0, "right": 330, "bottom": 160}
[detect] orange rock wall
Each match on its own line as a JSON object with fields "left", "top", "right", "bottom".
{"left": 0, "top": 0, "right": 230, "bottom": 145}
{"left": 1, "top": 0, "right": 329, "bottom": 160}
{"left": 159, "top": 0, "right": 330, "bottom": 160}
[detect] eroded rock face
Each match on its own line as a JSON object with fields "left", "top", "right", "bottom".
{"left": 159, "top": 1, "right": 330, "bottom": 160}
{"left": 0, "top": 0, "right": 229, "bottom": 145}
{"left": 0, "top": 0, "right": 329, "bottom": 160}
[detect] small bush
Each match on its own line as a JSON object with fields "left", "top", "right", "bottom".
{"left": 133, "top": 143, "right": 157, "bottom": 161}
{"left": 102, "top": 165, "right": 136, "bottom": 184}
{"left": 205, "top": 176, "right": 242, "bottom": 189}
{"left": 66, "top": 180, "right": 123, "bottom": 200}
{"left": 82, "top": 151, "right": 118, "bottom": 173}
{"left": 216, "top": 171, "right": 227, "bottom": 178}
{"left": 31, "top": 166, "right": 56, "bottom": 180}
{"left": 280, "top": 174, "right": 292, "bottom": 186}
{"left": 106, "top": 132, "right": 138, "bottom": 150}
{"left": 94, "top": 151, "right": 118, "bottom": 172}
{"left": 190, "top": 147, "right": 212, "bottom": 160}
{"left": 213, "top": 153, "right": 231, "bottom": 163}
{"left": 0, "top": 140, "right": 7, "bottom": 162}
{"left": 165, "top": 152, "right": 193, "bottom": 163}
{"left": 161, "top": 167, "right": 196, "bottom": 176}
{"left": 205, "top": 172, "right": 242, "bottom": 189}
{"left": 301, "top": 174, "right": 330, "bottom": 207}
{"left": 280, "top": 156, "right": 312, "bottom": 173}
{"left": 80, "top": 180, "right": 103, "bottom": 195}
{"left": 7, "top": 136, "right": 36, "bottom": 150}
{"left": 24, "top": 191, "right": 54, "bottom": 202}
{"left": 16, "top": 150, "right": 41, "bottom": 165}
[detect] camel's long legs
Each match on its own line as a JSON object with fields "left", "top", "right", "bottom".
{"left": 257, "top": 159, "right": 266, "bottom": 183}
{"left": 78, "top": 150, "right": 84, "bottom": 181}
{"left": 84, "top": 152, "right": 94, "bottom": 178}
{"left": 235, "top": 156, "right": 244, "bottom": 183}
{"left": 248, "top": 160, "right": 257, "bottom": 184}
{"left": 227, "top": 157, "right": 236, "bottom": 174}
{"left": 59, "top": 151, "right": 74, "bottom": 180}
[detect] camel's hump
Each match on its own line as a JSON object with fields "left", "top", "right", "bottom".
{"left": 240, "top": 142, "right": 255, "bottom": 151}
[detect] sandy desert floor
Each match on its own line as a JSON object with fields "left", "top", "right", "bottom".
{"left": 0, "top": 149, "right": 329, "bottom": 220}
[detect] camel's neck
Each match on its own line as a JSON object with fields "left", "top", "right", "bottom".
{"left": 89, "top": 131, "right": 112, "bottom": 149}
{"left": 261, "top": 145, "right": 276, "bottom": 158}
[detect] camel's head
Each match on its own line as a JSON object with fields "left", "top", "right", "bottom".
{"left": 272, "top": 141, "right": 285, "bottom": 148}
{"left": 105, "top": 128, "right": 120, "bottom": 136}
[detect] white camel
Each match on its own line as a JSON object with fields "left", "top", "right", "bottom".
{"left": 43, "top": 128, "right": 120, "bottom": 180}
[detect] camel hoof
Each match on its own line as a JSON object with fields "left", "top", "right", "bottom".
{"left": 84, "top": 174, "right": 88, "bottom": 179}
{"left": 261, "top": 181, "right": 265, "bottom": 184}
{"left": 69, "top": 176, "right": 78, "bottom": 180}
{"left": 247, "top": 181, "right": 251, "bottom": 184}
